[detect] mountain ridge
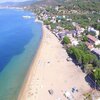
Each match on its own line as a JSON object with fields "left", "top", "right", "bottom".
{"left": 0, "top": 0, "right": 38, "bottom": 6}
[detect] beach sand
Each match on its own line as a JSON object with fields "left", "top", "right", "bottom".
{"left": 18, "top": 25, "right": 91, "bottom": 100}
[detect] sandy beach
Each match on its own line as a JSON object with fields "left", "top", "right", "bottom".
{"left": 18, "top": 25, "right": 91, "bottom": 100}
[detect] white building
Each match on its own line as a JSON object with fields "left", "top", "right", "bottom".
{"left": 72, "top": 40, "right": 79, "bottom": 46}
{"left": 95, "top": 40, "right": 100, "bottom": 45}
{"left": 88, "top": 26, "right": 99, "bottom": 38}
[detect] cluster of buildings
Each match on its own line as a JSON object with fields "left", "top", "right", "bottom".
{"left": 49, "top": 23, "right": 100, "bottom": 59}
{"left": 36, "top": 6, "right": 100, "bottom": 59}
{"left": 86, "top": 34, "right": 100, "bottom": 59}
{"left": 53, "top": 26, "right": 100, "bottom": 59}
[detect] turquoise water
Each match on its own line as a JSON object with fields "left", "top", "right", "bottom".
{"left": 0, "top": 9, "right": 42, "bottom": 100}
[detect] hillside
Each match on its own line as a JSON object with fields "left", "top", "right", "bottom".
{"left": 0, "top": 0, "right": 38, "bottom": 6}
{"left": 29, "top": 0, "right": 100, "bottom": 12}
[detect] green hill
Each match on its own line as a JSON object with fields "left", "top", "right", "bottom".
{"left": 30, "top": 0, "right": 100, "bottom": 12}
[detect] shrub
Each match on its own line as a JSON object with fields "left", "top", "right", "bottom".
{"left": 63, "top": 36, "right": 71, "bottom": 44}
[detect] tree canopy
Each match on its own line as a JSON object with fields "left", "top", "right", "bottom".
{"left": 93, "top": 68, "right": 100, "bottom": 86}
{"left": 63, "top": 36, "right": 71, "bottom": 44}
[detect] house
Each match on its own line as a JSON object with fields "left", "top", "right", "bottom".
{"left": 85, "top": 42, "right": 94, "bottom": 51}
{"left": 88, "top": 26, "right": 99, "bottom": 38}
{"left": 87, "top": 34, "right": 100, "bottom": 45}
{"left": 92, "top": 48, "right": 100, "bottom": 59}
{"left": 50, "top": 16, "right": 56, "bottom": 23}
{"left": 97, "top": 19, "right": 100, "bottom": 23}
{"left": 66, "top": 18, "right": 72, "bottom": 21}
{"left": 56, "top": 26, "right": 64, "bottom": 31}
{"left": 75, "top": 25, "right": 85, "bottom": 35}
{"left": 63, "top": 15, "right": 66, "bottom": 19}
{"left": 70, "top": 30, "right": 77, "bottom": 37}
{"left": 57, "top": 30, "right": 70, "bottom": 40}
{"left": 72, "top": 40, "right": 79, "bottom": 46}
{"left": 58, "top": 33, "right": 65, "bottom": 40}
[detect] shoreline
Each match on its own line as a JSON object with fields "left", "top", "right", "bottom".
{"left": 18, "top": 24, "right": 44, "bottom": 100}
{"left": 18, "top": 25, "right": 91, "bottom": 100}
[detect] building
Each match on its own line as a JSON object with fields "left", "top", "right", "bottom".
{"left": 75, "top": 25, "right": 85, "bottom": 35}
{"left": 72, "top": 40, "right": 79, "bottom": 46}
{"left": 58, "top": 30, "right": 69, "bottom": 40}
{"left": 88, "top": 26, "right": 99, "bottom": 38}
{"left": 87, "top": 34, "right": 100, "bottom": 45}
{"left": 85, "top": 42, "right": 94, "bottom": 51}
{"left": 70, "top": 30, "right": 77, "bottom": 37}
{"left": 92, "top": 48, "right": 100, "bottom": 59}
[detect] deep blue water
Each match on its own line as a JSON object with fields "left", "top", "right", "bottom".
{"left": 0, "top": 9, "right": 42, "bottom": 100}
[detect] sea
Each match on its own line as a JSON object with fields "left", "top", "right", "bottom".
{"left": 0, "top": 8, "right": 42, "bottom": 100}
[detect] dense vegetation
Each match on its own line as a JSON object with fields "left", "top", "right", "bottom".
{"left": 64, "top": 41, "right": 100, "bottom": 86}
{"left": 69, "top": 13, "right": 100, "bottom": 29}
{"left": 93, "top": 68, "right": 100, "bottom": 86}
{"left": 62, "top": 36, "right": 100, "bottom": 86}
{"left": 63, "top": 36, "right": 71, "bottom": 44}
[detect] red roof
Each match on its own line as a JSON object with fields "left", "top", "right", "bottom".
{"left": 87, "top": 34, "right": 98, "bottom": 42}
{"left": 85, "top": 42, "right": 94, "bottom": 50}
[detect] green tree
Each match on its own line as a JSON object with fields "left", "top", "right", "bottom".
{"left": 93, "top": 68, "right": 100, "bottom": 86}
{"left": 82, "top": 54, "right": 90, "bottom": 65}
{"left": 50, "top": 23, "right": 56, "bottom": 30}
{"left": 68, "top": 45, "right": 98, "bottom": 66}
{"left": 75, "top": 49, "right": 82, "bottom": 64}
{"left": 82, "top": 35, "right": 88, "bottom": 42}
{"left": 64, "top": 24, "right": 74, "bottom": 30}
{"left": 91, "top": 54, "right": 98, "bottom": 66}
{"left": 78, "top": 43, "right": 88, "bottom": 52}
{"left": 92, "top": 23, "right": 100, "bottom": 31}
{"left": 63, "top": 36, "right": 71, "bottom": 44}
{"left": 84, "top": 64, "right": 94, "bottom": 74}
{"left": 96, "top": 60, "right": 100, "bottom": 68}
{"left": 68, "top": 47, "right": 82, "bottom": 64}
{"left": 44, "top": 20, "right": 50, "bottom": 25}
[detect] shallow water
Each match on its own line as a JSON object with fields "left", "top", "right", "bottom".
{"left": 0, "top": 9, "right": 42, "bottom": 100}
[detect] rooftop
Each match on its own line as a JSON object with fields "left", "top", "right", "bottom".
{"left": 85, "top": 42, "right": 94, "bottom": 50}
{"left": 87, "top": 34, "right": 98, "bottom": 42}
{"left": 92, "top": 48, "right": 100, "bottom": 56}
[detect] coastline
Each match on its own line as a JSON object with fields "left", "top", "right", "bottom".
{"left": 18, "top": 23, "right": 44, "bottom": 100}
{"left": 18, "top": 25, "right": 91, "bottom": 100}
{"left": 0, "top": 9, "right": 44, "bottom": 100}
